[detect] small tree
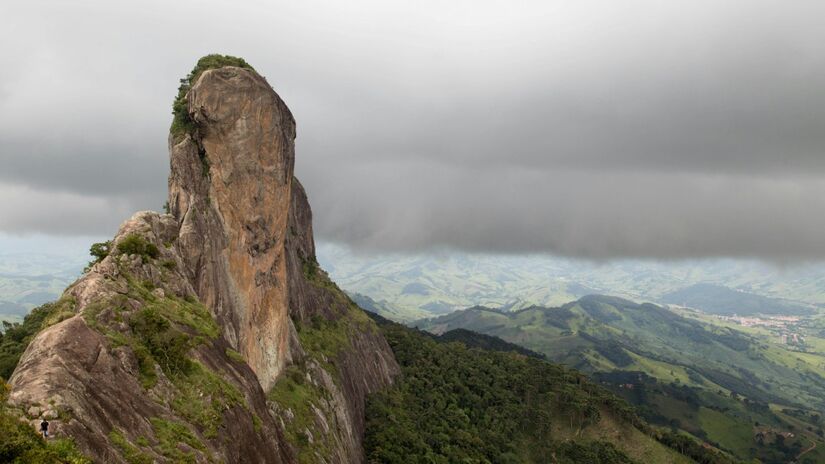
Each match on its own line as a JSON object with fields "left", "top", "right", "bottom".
{"left": 85, "top": 240, "right": 112, "bottom": 272}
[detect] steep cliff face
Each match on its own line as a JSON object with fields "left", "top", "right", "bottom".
{"left": 168, "top": 65, "right": 296, "bottom": 391}
{"left": 7, "top": 56, "right": 398, "bottom": 463}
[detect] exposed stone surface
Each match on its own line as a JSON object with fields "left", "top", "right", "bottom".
{"left": 169, "top": 66, "right": 296, "bottom": 391}
{"left": 10, "top": 212, "right": 292, "bottom": 463}
{"left": 8, "top": 62, "right": 398, "bottom": 463}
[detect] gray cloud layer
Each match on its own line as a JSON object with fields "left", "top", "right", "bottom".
{"left": 2, "top": 0, "right": 824, "bottom": 260}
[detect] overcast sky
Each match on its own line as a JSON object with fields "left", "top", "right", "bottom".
{"left": 2, "top": 0, "right": 824, "bottom": 261}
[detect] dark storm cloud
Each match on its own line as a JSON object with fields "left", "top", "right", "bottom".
{"left": 2, "top": 0, "right": 825, "bottom": 259}
{"left": 308, "top": 163, "right": 825, "bottom": 260}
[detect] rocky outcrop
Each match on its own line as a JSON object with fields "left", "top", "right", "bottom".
{"left": 8, "top": 57, "right": 398, "bottom": 463}
{"left": 9, "top": 212, "right": 292, "bottom": 463}
{"left": 168, "top": 66, "right": 296, "bottom": 391}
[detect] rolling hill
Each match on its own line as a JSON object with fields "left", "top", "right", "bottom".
{"left": 417, "top": 295, "right": 825, "bottom": 463}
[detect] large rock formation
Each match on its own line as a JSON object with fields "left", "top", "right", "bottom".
{"left": 8, "top": 57, "right": 398, "bottom": 463}
{"left": 168, "top": 66, "right": 296, "bottom": 390}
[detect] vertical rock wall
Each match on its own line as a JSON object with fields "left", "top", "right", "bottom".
{"left": 169, "top": 67, "right": 296, "bottom": 391}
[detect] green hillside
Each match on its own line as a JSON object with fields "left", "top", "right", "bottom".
{"left": 365, "top": 314, "right": 727, "bottom": 464}
{"left": 348, "top": 292, "right": 429, "bottom": 323}
{"left": 417, "top": 295, "right": 825, "bottom": 463}
{"left": 435, "top": 327, "right": 547, "bottom": 359}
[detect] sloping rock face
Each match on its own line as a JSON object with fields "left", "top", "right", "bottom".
{"left": 9, "top": 212, "right": 292, "bottom": 463}
{"left": 8, "top": 61, "right": 398, "bottom": 463}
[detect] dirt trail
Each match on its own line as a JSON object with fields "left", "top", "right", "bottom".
{"left": 796, "top": 437, "right": 816, "bottom": 461}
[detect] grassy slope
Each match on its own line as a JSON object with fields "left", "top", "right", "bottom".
{"left": 267, "top": 259, "right": 386, "bottom": 464}
{"left": 555, "top": 411, "right": 693, "bottom": 464}
{"left": 0, "top": 232, "right": 259, "bottom": 463}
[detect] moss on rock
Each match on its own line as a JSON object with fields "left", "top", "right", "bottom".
{"left": 149, "top": 417, "right": 208, "bottom": 463}
{"left": 268, "top": 365, "right": 333, "bottom": 463}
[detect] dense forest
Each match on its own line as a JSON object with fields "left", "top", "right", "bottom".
{"left": 435, "top": 328, "right": 547, "bottom": 359}
{"left": 364, "top": 313, "right": 736, "bottom": 464}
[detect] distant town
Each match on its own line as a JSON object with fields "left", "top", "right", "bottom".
{"left": 714, "top": 314, "right": 806, "bottom": 347}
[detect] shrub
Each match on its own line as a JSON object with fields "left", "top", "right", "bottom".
{"left": 169, "top": 362, "right": 244, "bottom": 439}
{"left": 118, "top": 281, "right": 219, "bottom": 388}
{"left": 129, "top": 307, "right": 192, "bottom": 376}
{"left": 117, "top": 234, "right": 160, "bottom": 263}
{"left": 225, "top": 348, "right": 244, "bottom": 363}
{"left": 555, "top": 441, "right": 635, "bottom": 464}
{"left": 268, "top": 365, "right": 332, "bottom": 460}
{"left": 170, "top": 54, "right": 255, "bottom": 139}
{"left": 109, "top": 430, "right": 152, "bottom": 464}
{"left": 149, "top": 417, "right": 206, "bottom": 462}
{"left": 85, "top": 240, "right": 112, "bottom": 271}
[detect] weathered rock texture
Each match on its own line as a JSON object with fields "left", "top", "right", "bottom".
{"left": 8, "top": 62, "right": 398, "bottom": 463}
{"left": 169, "top": 66, "right": 296, "bottom": 391}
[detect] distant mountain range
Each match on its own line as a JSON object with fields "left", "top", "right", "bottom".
{"left": 319, "top": 243, "right": 825, "bottom": 320}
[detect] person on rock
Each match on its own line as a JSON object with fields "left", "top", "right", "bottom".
{"left": 40, "top": 419, "right": 49, "bottom": 438}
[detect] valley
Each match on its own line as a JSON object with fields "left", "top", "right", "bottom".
{"left": 0, "top": 252, "right": 87, "bottom": 324}
{"left": 320, "top": 244, "right": 825, "bottom": 321}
